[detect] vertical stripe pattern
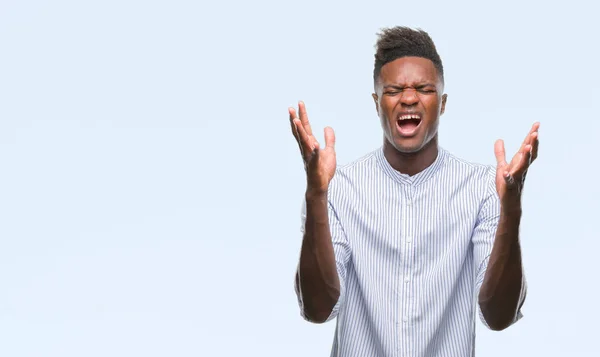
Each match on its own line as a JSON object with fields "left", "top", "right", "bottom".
{"left": 296, "top": 146, "right": 526, "bottom": 357}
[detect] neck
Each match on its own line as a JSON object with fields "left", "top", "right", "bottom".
{"left": 383, "top": 136, "right": 439, "bottom": 176}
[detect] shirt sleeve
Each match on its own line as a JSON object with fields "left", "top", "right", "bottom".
{"left": 472, "top": 166, "right": 527, "bottom": 329}
{"left": 295, "top": 198, "right": 351, "bottom": 322}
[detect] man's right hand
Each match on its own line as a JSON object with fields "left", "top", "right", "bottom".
{"left": 289, "top": 101, "right": 337, "bottom": 196}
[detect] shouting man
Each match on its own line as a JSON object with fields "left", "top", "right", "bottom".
{"left": 289, "top": 26, "right": 539, "bottom": 356}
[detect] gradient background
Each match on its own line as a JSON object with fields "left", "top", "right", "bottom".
{"left": 1, "top": 0, "right": 598, "bottom": 356}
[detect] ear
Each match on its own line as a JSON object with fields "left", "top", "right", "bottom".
{"left": 372, "top": 93, "right": 379, "bottom": 115}
{"left": 440, "top": 94, "right": 448, "bottom": 115}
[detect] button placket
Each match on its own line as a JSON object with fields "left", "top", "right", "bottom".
{"left": 403, "top": 185, "right": 415, "bottom": 357}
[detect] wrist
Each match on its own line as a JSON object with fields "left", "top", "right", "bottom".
{"left": 305, "top": 188, "right": 328, "bottom": 201}
{"left": 500, "top": 196, "right": 523, "bottom": 217}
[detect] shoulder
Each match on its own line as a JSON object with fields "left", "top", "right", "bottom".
{"left": 438, "top": 149, "right": 499, "bottom": 215}
{"left": 326, "top": 148, "right": 381, "bottom": 206}
{"left": 441, "top": 149, "right": 496, "bottom": 187}
{"left": 329, "top": 148, "right": 380, "bottom": 189}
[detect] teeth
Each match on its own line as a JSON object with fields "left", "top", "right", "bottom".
{"left": 398, "top": 114, "right": 421, "bottom": 120}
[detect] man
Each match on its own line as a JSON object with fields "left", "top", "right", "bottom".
{"left": 289, "top": 27, "right": 539, "bottom": 357}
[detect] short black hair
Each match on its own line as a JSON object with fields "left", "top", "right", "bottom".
{"left": 373, "top": 26, "right": 444, "bottom": 85}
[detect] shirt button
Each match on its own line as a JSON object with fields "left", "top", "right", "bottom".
{"left": 403, "top": 316, "right": 408, "bottom": 322}
{"left": 404, "top": 277, "right": 410, "bottom": 283}
{"left": 406, "top": 237, "right": 412, "bottom": 243}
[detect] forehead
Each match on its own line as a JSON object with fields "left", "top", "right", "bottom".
{"left": 379, "top": 56, "right": 440, "bottom": 85}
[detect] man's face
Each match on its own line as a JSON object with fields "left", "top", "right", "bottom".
{"left": 372, "top": 56, "right": 447, "bottom": 154}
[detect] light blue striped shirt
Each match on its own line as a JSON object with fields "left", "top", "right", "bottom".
{"left": 296, "top": 146, "right": 526, "bottom": 357}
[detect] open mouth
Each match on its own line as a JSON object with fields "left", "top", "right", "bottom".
{"left": 396, "top": 113, "right": 422, "bottom": 136}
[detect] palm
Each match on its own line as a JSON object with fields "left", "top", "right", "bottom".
{"left": 289, "top": 102, "right": 337, "bottom": 194}
{"left": 308, "top": 146, "right": 336, "bottom": 192}
{"left": 494, "top": 123, "right": 540, "bottom": 199}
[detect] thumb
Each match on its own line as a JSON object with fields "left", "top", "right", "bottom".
{"left": 494, "top": 139, "right": 507, "bottom": 167}
{"left": 324, "top": 126, "right": 336, "bottom": 149}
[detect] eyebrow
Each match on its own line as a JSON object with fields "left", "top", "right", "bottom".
{"left": 383, "top": 82, "right": 437, "bottom": 89}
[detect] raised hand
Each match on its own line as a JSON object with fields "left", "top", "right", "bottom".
{"left": 494, "top": 122, "right": 540, "bottom": 201}
{"left": 289, "top": 101, "right": 336, "bottom": 195}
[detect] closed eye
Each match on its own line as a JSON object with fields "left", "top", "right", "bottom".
{"left": 417, "top": 87, "right": 436, "bottom": 93}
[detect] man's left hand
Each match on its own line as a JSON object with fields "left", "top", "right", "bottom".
{"left": 494, "top": 122, "right": 540, "bottom": 203}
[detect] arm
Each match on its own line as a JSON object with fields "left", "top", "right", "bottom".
{"left": 477, "top": 122, "right": 539, "bottom": 331}
{"left": 288, "top": 101, "right": 349, "bottom": 323}
{"left": 477, "top": 194, "right": 527, "bottom": 331}
{"left": 294, "top": 193, "right": 350, "bottom": 323}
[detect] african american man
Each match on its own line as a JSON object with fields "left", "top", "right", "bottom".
{"left": 289, "top": 26, "right": 539, "bottom": 357}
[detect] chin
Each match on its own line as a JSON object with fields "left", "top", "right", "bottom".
{"left": 392, "top": 137, "right": 427, "bottom": 154}
{"left": 394, "top": 145, "right": 423, "bottom": 154}
{"left": 395, "top": 129, "right": 439, "bottom": 153}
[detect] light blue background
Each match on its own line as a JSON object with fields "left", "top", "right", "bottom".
{"left": 1, "top": 1, "right": 598, "bottom": 356}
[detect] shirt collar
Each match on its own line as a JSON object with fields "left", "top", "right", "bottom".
{"left": 375, "top": 145, "right": 448, "bottom": 186}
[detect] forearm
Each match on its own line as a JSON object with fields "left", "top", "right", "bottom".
{"left": 296, "top": 192, "right": 340, "bottom": 323}
{"left": 479, "top": 200, "right": 525, "bottom": 331}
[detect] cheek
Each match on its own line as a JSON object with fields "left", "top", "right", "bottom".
{"left": 380, "top": 98, "right": 397, "bottom": 116}
{"left": 423, "top": 97, "right": 441, "bottom": 115}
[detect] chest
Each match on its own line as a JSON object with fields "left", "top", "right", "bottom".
{"left": 340, "top": 185, "right": 480, "bottom": 270}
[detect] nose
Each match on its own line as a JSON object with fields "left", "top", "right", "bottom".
{"left": 400, "top": 88, "right": 418, "bottom": 106}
